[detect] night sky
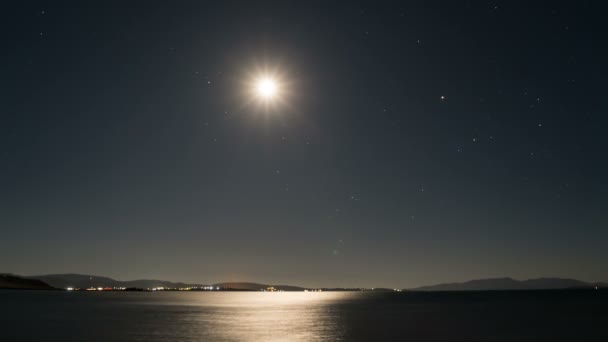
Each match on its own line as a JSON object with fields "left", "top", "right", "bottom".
{"left": 1, "top": 1, "right": 607, "bottom": 288}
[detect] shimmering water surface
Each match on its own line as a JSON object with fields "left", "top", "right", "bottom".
{"left": 2, "top": 290, "right": 607, "bottom": 341}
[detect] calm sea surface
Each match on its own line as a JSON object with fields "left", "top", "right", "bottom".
{"left": 1, "top": 290, "right": 607, "bottom": 341}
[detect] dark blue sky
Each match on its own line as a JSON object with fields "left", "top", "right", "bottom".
{"left": 1, "top": 1, "right": 606, "bottom": 287}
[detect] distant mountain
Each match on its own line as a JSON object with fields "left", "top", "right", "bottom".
{"left": 9, "top": 273, "right": 605, "bottom": 292}
{"left": 410, "top": 277, "right": 608, "bottom": 291}
{"left": 20, "top": 275, "right": 309, "bottom": 291}
{"left": 0, "top": 274, "right": 56, "bottom": 290}
{"left": 214, "top": 282, "right": 306, "bottom": 291}
{"left": 25, "top": 274, "right": 208, "bottom": 290}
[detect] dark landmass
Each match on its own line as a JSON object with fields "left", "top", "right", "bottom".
{"left": 409, "top": 277, "right": 608, "bottom": 291}
{"left": 22, "top": 275, "right": 315, "bottom": 291}
{"left": 4, "top": 273, "right": 607, "bottom": 292}
{"left": 0, "top": 274, "right": 56, "bottom": 290}
{"left": 8, "top": 274, "right": 389, "bottom": 292}
{"left": 25, "top": 274, "right": 208, "bottom": 290}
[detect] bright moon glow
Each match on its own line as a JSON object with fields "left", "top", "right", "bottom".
{"left": 244, "top": 67, "right": 290, "bottom": 111}
{"left": 255, "top": 78, "right": 278, "bottom": 99}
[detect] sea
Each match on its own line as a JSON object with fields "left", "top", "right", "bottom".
{"left": 1, "top": 290, "right": 607, "bottom": 341}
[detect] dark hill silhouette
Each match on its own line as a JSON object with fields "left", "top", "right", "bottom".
{"left": 0, "top": 274, "right": 55, "bottom": 290}
{"left": 409, "top": 277, "right": 608, "bottom": 291}
{"left": 20, "top": 275, "right": 309, "bottom": 291}
{"left": 25, "top": 273, "right": 208, "bottom": 289}
{"left": 5, "top": 273, "right": 606, "bottom": 291}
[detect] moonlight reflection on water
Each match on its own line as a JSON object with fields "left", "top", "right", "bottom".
{"left": 145, "top": 292, "right": 351, "bottom": 341}
{"left": 2, "top": 290, "right": 607, "bottom": 341}
{"left": 130, "top": 292, "right": 355, "bottom": 341}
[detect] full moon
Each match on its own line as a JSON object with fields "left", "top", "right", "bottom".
{"left": 255, "top": 77, "right": 278, "bottom": 99}
{"left": 243, "top": 67, "right": 289, "bottom": 111}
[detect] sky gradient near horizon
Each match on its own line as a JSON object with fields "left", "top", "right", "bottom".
{"left": 1, "top": 1, "right": 607, "bottom": 288}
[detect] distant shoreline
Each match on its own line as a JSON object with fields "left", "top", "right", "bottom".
{"left": 2, "top": 273, "right": 606, "bottom": 292}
